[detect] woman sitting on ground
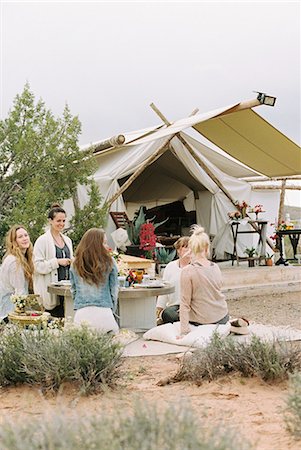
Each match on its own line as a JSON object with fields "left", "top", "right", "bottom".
{"left": 179, "top": 225, "right": 229, "bottom": 337}
{"left": 70, "top": 228, "right": 119, "bottom": 333}
{"left": 156, "top": 236, "right": 191, "bottom": 324}
{"left": 0, "top": 225, "right": 34, "bottom": 322}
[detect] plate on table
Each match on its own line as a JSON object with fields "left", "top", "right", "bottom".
{"left": 51, "top": 280, "right": 71, "bottom": 286}
{"left": 133, "top": 282, "right": 166, "bottom": 289}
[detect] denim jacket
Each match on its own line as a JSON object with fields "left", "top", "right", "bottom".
{"left": 70, "top": 259, "right": 119, "bottom": 312}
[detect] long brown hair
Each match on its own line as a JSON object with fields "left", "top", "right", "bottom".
{"left": 73, "top": 228, "right": 113, "bottom": 285}
{"left": 4, "top": 225, "right": 34, "bottom": 292}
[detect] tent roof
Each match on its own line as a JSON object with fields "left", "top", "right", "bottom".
{"left": 193, "top": 109, "right": 301, "bottom": 177}
{"left": 89, "top": 98, "right": 301, "bottom": 179}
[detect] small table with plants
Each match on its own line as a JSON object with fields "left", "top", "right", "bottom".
{"left": 275, "top": 229, "right": 301, "bottom": 265}
{"left": 230, "top": 220, "right": 268, "bottom": 266}
{"left": 8, "top": 294, "right": 50, "bottom": 327}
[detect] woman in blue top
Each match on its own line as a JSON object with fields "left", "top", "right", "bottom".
{"left": 70, "top": 228, "right": 119, "bottom": 333}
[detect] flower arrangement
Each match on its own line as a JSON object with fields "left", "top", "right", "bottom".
{"left": 228, "top": 210, "right": 242, "bottom": 220}
{"left": 11, "top": 294, "right": 36, "bottom": 313}
{"left": 230, "top": 200, "right": 249, "bottom": 219}
{"left": 139, "top": 222, "right": 156, "bottom": 258}
{"left": 235, "top": 200, "right": 249, "bottom": 211}
{"left": 249, "top": 204, "right": 264, "bottom": 213}
{"left": 126, "top": 206, "right": 168, "bottom": 247}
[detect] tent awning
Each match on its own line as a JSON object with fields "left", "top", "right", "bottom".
{"left": 193, "top": 109, "right": 301, "bottom": 178}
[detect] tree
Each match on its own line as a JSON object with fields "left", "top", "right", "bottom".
{"left": 0, "top": 83, "right": 107, "bottom": 257}
{"left": 67, "top": 181, "right": 109, "bottom": 249}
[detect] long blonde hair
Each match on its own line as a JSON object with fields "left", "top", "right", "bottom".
{"left": 4, "top": 225, "right": 34, "bottom": 291}
{"left": 188, "top": 225, "right": 210, "bottom": 256}
{"left": 73, "top": 228, "right": 113, "bottom": 285}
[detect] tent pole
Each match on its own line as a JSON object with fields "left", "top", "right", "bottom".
{"left": 107, "top": 108, "right": 200, "bottom": 207}
{"left": 214, "top": 98, "right": 262, "bottom": 118}
{"left": 278, "top": 179, "right": 287, "bottom": 225}
{"left": 252, "top": 184, "right": 301, "bottom": 190}
{"left": 150, "top": 103, "right": 239, "bottom": 207}
{"left": 178, "top": 133, "right": 275, "bottom": 251}
{"left": 151, "top": 103, "right": 274, "bottom": 251}
{"left": 107, "top": 136, "right": 172, "bottom": 207}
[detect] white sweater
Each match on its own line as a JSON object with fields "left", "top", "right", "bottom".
{"left": 33, "top": 229, "right": 73, "bottom": 310}
{"left": 156, "top": 260, "right": 182, "bottom": 309}
{"left": 0, "top": 255, "right": 28, "bottom": 319}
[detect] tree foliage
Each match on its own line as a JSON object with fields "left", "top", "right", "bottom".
{"left": 67, "top": 181, "right": 109, "bottom": 249}
{"left": 0, "top": 83, "right": 107, "bottom": 258}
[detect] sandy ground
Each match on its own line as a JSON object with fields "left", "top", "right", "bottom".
{"left": 0, "top": 292, "right": 300, "bottom": 450}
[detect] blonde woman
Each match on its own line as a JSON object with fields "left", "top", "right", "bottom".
{"left": 33, "top": 204, "right": 73, "bottom": 317}
{"left": 0, "top": 225, "right": 34, "bottom": 321}
{"left": 179, "top": 225, "right": 229, "bottom": 337}
{"left": 70, "top": 228, "right": 119, "bottom": 333}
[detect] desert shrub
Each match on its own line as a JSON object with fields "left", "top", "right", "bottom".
{"left": 174, "top": 334, "right": 301, "bottom": 384}
{"left": 0, "top": 324, "right": 122, "bottom": 394}
{"left": 0, "top": 325, "right": 27, "bottom": 384}
{"left": 284, "top": 372, "right": 301, "bottom": 439}
{"left": 0, "top": 402, "right": 253, "bottom": 450}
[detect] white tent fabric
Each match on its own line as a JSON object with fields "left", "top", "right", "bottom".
{"left": 77, "top": 131, "right": 256, "bottom": 257}
{"left": 74, "top": 100, "right": 286, "bottom": 257}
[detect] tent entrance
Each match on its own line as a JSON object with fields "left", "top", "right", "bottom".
{"left": 118, "top": 149, "right": 207, "bottom": 207}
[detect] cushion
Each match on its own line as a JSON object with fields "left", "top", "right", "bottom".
{"left": 143, "top": 321, "right": 231, "bottom": 348}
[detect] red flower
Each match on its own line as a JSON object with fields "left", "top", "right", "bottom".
{"left": 139, "top": 223, "right": 156, "bottom": 251}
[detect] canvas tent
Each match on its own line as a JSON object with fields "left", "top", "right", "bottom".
{"left": 75, "top": 98, "right": 300, "bottom": 257}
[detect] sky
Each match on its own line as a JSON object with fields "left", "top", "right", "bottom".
{"left": 0, "top": 0, "right": 300, "bottom": 205}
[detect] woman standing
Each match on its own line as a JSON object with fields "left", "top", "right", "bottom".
{"left": 0, "top": 225, "right": 34, "bottom": 321}
{"left": 70, "top": 228, "right": 119, "bottom": 333}
{"left": 33, "top": 204, "right": 73, "bottom": 317}
{"left": 179, "top": 225, "right": 229, "bottom": 337}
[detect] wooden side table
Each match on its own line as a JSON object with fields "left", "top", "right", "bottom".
{"left": 275, "top": 229, "right": 301, "bottom": 265}
{"left": 230, "top": 220, "right": 268, "bottom": 266}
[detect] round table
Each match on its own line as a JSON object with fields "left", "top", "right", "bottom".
{"left": 118, "top": 283, "right": 175, "bottom": 330}
{"left": 47, "top": 282, "right": 175, "bottom": 330}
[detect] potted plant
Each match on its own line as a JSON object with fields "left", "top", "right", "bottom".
{"left": 244, "top": 247, "right": 257, "bottom": 267}
{"left": 154, "top": 246, "right": 177, "bottom": 276}
{"left": 265, "top": 254, "right": 273, "bottom": 266}
{"left": 125, "top": 206, "right": 168, "bottom": 258}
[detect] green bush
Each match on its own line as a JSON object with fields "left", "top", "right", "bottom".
{"left": 284, "top": 372, "right": 301, "bottom": 439}
{"left": 173, "top": 334, "right": 301, "bottom": 384}
{"left": 0, "top": 324, "right": 122, "bottom": 394}
{"left": 0, "top": 402, "right": 253, "bottom": 450}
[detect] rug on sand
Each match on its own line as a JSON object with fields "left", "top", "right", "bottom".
{"left": 121, "top": 322, "right": 301, "bottom": 357}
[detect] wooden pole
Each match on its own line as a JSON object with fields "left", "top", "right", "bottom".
{"left": 278, "top": 179, "right": 287, "bottom": 225}
{"left": 244, "top": 175, "right": 301, "bottom": 182}
{"left": 178, "top": 133, "right": 275, "bottom": 250}
{"left": 93, "top": 135, "right": 126, "bottom": 153}
{"left": 214, "top": 97, "right": 262, "bottom": 118}
{"left": 252, "top": 184, "right": 301, "bottom": 191}
{"left": 107, "top": 136, "right": 172, "bottom": 207}
{"left": 107, "top": 107, "right": 199, "bottom": 207}
{"left": 149, "top": 103, "right": 271, "bottom": 242}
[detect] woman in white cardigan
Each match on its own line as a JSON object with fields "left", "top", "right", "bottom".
{"left": 33, "top": 204, "right": 73, "bottom": 317}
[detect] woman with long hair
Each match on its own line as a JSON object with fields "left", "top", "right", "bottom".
{"left": 179, "top": 225, "right": 229, "bottom": 337}
{"left": 0, "top": 225, "right": 34, "bottom": 321}
{"left": 70, "top": 228, "right": 119, "bottom": 333}
{"left": 33, "top": 203, "right": 73, "bottom": 317}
